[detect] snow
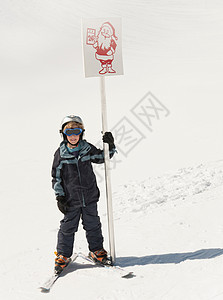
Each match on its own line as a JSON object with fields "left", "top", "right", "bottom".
{"left": 1, "top": 1, "right": 223, "bottom": 299}
{"left": 1, "top": 160, "right": 223, "bottom": 299}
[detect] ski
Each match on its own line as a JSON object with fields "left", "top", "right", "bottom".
{"left": 39, "top": 251, "right": 134, "bottom": 293}
{"left": 78, "top": 252, "right": 135, "bottom": 279}
{"left": 39, "top": 252, "right": 78, "bottom": 293}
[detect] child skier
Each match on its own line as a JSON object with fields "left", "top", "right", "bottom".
{"left": 51, "top": 115, "right": 116, "bottom": 274}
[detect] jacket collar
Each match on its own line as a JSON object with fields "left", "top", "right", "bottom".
{"left": 60, "top": 140, "right": 91, "bottom": 159}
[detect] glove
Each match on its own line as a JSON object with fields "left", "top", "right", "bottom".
{"left": 56, "top": 195, "right": 68, "bottom": 214}
{"left": 102, "top": 132, "right": 115, "bottom": 150}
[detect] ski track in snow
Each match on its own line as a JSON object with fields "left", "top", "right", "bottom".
{"left": 113, "top": 160, "right": 223, "bottom": 215}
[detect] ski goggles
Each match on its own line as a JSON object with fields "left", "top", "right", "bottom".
{"left": 64, "top": 128, "right": 83, "bottom": 136}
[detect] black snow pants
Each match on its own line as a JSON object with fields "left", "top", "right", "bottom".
{"left": 57, "top": 203, "right": 104, "bottom": 258}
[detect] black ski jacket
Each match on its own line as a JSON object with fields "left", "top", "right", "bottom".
{"left": 51, "top": 140, "right": 116, "bottom": 209}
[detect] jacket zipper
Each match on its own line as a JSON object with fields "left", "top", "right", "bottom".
{"left": 76, "top": 158, "right": 86, "bottom": 207}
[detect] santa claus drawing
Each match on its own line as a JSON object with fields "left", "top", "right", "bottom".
{"left": 93, "top": 22, "right": 118, "bottom": 74}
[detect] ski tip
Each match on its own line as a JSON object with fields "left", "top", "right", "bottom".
{"left": 39, "top": 287, "right": 50, "bottom": 293}
{"left": 121, "top": 272, "right": 136, "bottom": 279}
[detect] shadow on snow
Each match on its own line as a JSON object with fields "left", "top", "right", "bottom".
{"left": 60, "top": 261, "right": 101, "bottom": 276}
{"left": 116, "top": 248, "right": 223, "bottom": 267}
{"left": 57, "top": 248, "right": 223, "bottom": 276}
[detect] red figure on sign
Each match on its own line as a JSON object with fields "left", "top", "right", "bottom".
{"left": 87, "top": 22, "right": 118, "bottom": 75}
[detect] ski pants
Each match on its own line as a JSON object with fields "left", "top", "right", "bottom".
{"left": 57, "top": 203, "right": 104, "bottom": 258}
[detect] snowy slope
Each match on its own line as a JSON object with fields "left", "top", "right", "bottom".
{"left": 1, "top": 1, "right": 223, "bottom": 299}
{"left": 1, "top": 0, "right": 223, "bottom": 184}
{"left": 1, "top": 161, "right": 223, "bottom": 300}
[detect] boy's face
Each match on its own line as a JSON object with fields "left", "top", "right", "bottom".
{"left": 66, "top": 131, "right": 80, "bottom": 145}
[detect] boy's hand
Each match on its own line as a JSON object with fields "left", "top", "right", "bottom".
{"left": 102, "top": 132, "right": 115, "bottom": 150}
{"left": 102, "top": 132, "right": 114, "bottom": 144}
{"left": 56, "top": 195, "right": 68, "bottom": 214}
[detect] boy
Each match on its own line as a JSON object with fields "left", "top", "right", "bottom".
{"left": 51, "top": 115, "right": 116, "bottom": 274}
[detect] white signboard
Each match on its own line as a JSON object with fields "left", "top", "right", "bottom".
{"left": 82, "top": 17, "right": 124, "bottom": 78}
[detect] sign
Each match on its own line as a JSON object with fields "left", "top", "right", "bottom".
{"left": 82, "top": 17, "right": 124, "bottom": 78}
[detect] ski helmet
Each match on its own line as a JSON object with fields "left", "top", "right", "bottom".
{"left": 60, "top": 115, "right": 84, "bottom": 132}
{"left": 60, "top": 115, "right": 85, "bottom": 145}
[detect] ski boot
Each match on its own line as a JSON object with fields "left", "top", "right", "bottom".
{"left": 54, "top": 252, "right": 71, "bottom": 274}
{"left": 89, "top": 249, "right": 113, "bottom": 266}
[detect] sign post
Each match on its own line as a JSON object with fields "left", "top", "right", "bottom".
{"left": 82, "top": 17, "right": 123, "bottom": 264}
{"left": 100, "top": 76, "right": 116, "bottom": 263}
